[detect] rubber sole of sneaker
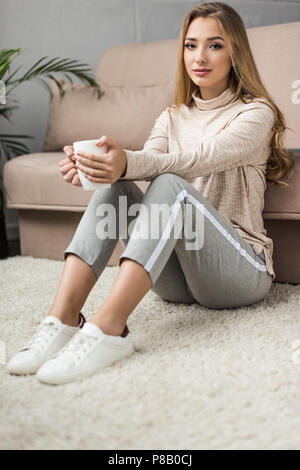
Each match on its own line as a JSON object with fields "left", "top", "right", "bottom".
{"left": 37, "top": 344, "right": 135, "bottom": 385}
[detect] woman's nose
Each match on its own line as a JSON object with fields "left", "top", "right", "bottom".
{"left": 194, "top": 45, "right": 207, "bottom": 62}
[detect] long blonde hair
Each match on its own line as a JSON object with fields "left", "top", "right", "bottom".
{"left": 172, "top": 1, "right": 295, "bottom": 188}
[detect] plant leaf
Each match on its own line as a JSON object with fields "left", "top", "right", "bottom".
{"left": 0, "top": 48, "right": 23, "bottom": 79}
{"left": 4, "top": 65, "right": 22, "bottom": 86}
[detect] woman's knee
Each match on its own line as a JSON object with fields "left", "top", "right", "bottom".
{"left": 148, "top": 173, "right": 182, "bottom": 188}
{"left": 88, "top": 180, "right": 141, "bottom": 209}
{"left": 104, "top": 179, "right": 135, "bottom": 195}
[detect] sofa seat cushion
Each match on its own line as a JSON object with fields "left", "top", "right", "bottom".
{"left": 3, "top": 152, "right": 150, "bottom": 211}
{"left": 3, "top": 152, "right": 93, "bottom": 211}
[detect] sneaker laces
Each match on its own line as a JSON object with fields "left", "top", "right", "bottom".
{"left": 21, "top": 320, "right": 60, "bottom": 353}
{"left": 49, "top": 330, "right": 98, "bottom": 366}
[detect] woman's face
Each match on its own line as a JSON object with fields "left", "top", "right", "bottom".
{"left": 184, "top": 16, "right": 232, "bottom": 100}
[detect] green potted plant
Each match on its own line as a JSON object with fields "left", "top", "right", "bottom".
{"left": 0, "top": 48, "right": 103, "bottom": 258}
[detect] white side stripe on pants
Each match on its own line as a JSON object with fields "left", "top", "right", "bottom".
{"left": 144, "top": 189, "right": 267, "bottom": 274}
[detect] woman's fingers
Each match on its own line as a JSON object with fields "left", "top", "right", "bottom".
{"left": 75, "top": 152, "right": 108, "bottom": 169}
{"left": 59, "top": 157, "right": 74, "bottom": 168}
{"left": 72, "top": 173, "right": 82, "bottom": 186}
{"left": 60, "top": 149, "right": 82, "bottom": 186}
{"left": 60, "top": 163, "right": 82, "bottom": 186}
{"left": 59, "top": 160, "right": 75, "bottom": 175}
{"left": 62, "top": 167, "right": 77, "bottom": 183}
{"left": 65, "top": 168, "right": 77, "bottom": 181}
{"left": 59, "top": 158, "right": 73, "bottom": 168}
{"left": 63, "top": 145, "right": 74, "bottom": 156}
{"left": 75, "top": 156, "right": 109, "bottom": 176}
{"left": 76, "top": 163, "right": 109, "bottom": 180}
{"left": 63, "top": 145, "right": 75, "bottom": 161}
{"left": 59, "top": 156, "right": 82, "bottom": 186}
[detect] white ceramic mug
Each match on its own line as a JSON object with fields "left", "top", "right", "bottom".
{"left": 73, "top": 139, "right": 111, "bottom": 190}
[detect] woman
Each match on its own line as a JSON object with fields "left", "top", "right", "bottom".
{"left": 7, "top": 2, "right": 294, "bottom": 384}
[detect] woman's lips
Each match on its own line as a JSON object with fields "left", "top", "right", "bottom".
{"left": 193, "top": 70, "right": 211, "bottom": 76}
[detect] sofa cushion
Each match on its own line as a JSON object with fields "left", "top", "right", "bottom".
{"left": 246, "top": 21, "right": 300, "bottom": 149}
{"left": 263, "top": 153, "right": 300, "bottom": 219}
{"left": 3, "top": 152, "right": 149, "bottom": 210}
{"left": 3, "top": 153, "right": 93, "bottom": 211}
{"left": 95, "top": 39, "right": 178, "bottom": 87}
{"left": 43, "top": 79, "right": 175, "bottom": 152}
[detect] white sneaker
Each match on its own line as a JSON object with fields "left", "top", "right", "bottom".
{"left": 6, "top": 313, "right": 86, "bottom": 375}
{"left": 36, "top": 321, "right": 135, "bottom": 385}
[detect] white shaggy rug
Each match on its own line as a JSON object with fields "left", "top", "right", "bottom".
{"left": 1, "top": 255, "right": 300, "bottom": 450}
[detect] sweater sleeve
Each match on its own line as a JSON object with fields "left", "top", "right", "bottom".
{"left": 119, "top": 104, "right": 275, "bottom": 182}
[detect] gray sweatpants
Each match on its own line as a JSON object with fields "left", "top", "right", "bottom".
{"left": 64, "top": 173, "right": 273, "bottom": 309}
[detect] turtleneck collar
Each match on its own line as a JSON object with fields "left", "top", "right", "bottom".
{"left": 192, "top": 86, "right": 236, "bottom": 111}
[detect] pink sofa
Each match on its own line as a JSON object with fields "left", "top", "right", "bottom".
{"left": 3, "top": 21, "right": 300, "bottom": 283}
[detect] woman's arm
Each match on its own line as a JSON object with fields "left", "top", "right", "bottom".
{"left": 119, "top": 104, "right": 275, "bottom": 181}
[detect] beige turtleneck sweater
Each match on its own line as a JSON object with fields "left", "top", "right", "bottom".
{"left": 119, "top": 87, "right": 276, "bottom": 281}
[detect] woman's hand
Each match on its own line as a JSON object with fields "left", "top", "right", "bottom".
{"left": 59, "top": 145, "right": 82, "bottom": 187}
{"left": 75, "top": 136, "right": 127, "bottom": 184}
